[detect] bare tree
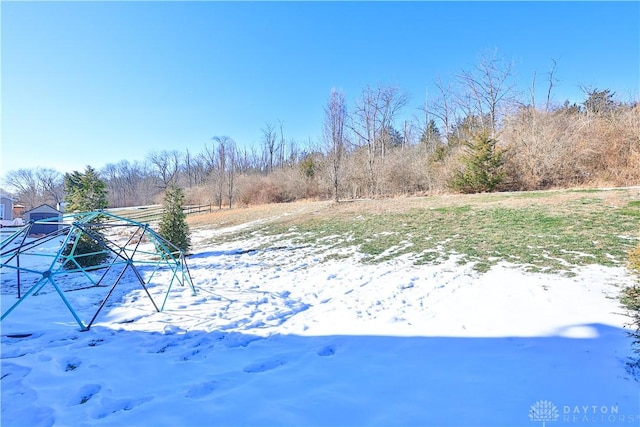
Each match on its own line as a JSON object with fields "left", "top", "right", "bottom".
{"left": 3, "top": 167, "right": 63, "bottom": 210}
{"left": 545, "top": 59, "right": 558, "bottom": 112}
{"left": 147, "top": 150, "right": 182, "bottom": 189}
{"left": 4, "top": 169, "right": 38, "bottom": 208}
{"left": 349, "top": 84, "right": 410, "bottom": 195}
{"left": 183, "top": 148, "right": 206, "bottom": 188}
{"left": 136, "top": 162, "right": 160, "bottom": 206}
{"left": 278, "top": 119, "right": 286, "bottom": 169}
{"left": 427, "top": 76, "right": 455, "bottom": 141}
{"left": 200, "top": 139, "right": 218, "bottom": 177}
{"left": 102, "top": 160, "right": 156, "bottom": 207}
{"left": 36, "top": 168, "right": 64, "bottom": 207}
{"left": 456, "top": 49, "right": 519, "bottom": 135}
{"left": 350, "top": 86, "right": 378, "bottom": 194}
{"left": 208, "top": 136, "right": 238, "bottom": 209}
{"left": 286, "top": 138, "right": 301, "bottom": 167}
{"left": 261, "top": 122, "right": 278, "bottom": 173}
{"left": 528, "top": 58, "right": 559, "bottom": 113}
{"left": 211, "top": 136, "right": 227, "bottom": 209}
{"left": 226, "top": 139, "right": 237, "bottom": 208}
{"left": 102, "top": 163, "right": 124, "bottom": 207}
{"left": 234, "top": 145, "right": 253, "bottom": 173}
{"left": 323, "top": 88, "right": 347, "bottom": 202}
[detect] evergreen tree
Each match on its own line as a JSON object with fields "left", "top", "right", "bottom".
{"left": 63, "top": 166, "right": 108, "bottom": 212}
{"left": 420, "top": 119, "right": 441, "bottom": 153}
{"left": 159, "top": 185, "right": 190, "bottom": 254}
{"left": 447, "top": 114, "right": 491, "bottom": 147}
{"left": 378, "top": 125, "right": 404, "bottom": 149}
{"left": 582, "top": 88, "right": 618, "bottom": 115}
{"left": 451, "top": 133, "right": 505, "bottom": 193}
{"left": 62, "top": 166, "right": 110, "bottom": 269}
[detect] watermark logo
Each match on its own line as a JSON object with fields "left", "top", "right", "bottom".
{"left": 529, "top": 401, "right": 638, "bottom": 424}
{"left": 529, "top": 400, "right": 559, "bottom": 426}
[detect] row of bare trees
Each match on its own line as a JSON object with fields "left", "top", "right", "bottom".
{"left": 3, "top": 50, "right": 638, "bottom": 211}
{"left": 1, "top": 123, "right": 313, "bottom": 210}
{"left": 2, "top": 168, "right": 65, "bottom": 210}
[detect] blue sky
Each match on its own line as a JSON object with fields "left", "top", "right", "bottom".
{"left": 2, "top": 1, "right": 639, "bottom": 177}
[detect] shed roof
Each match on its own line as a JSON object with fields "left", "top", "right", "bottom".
{"left": 23, "top": 204, "right": 62, "bottom": 215}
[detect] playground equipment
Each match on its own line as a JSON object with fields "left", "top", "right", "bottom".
{"left": 0, "top": 210, "right": 196, "bottom": 331}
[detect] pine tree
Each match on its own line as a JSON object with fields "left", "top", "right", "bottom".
{"left": 62, "top": 166, "right": 110, "bottom": 269}
{"left": 582, "top": 88, "right": 618, "bottom": 115}
{"left": 452, "top": 132, "right": 505, "bottom": 193}
{"left": 420, "top": 119, "right": 441, "bottom": 152}
{"left": 159, "top": 185, "right": 190, "bottom": 254}
{"left": 63, "top": 166, "right": 108, "bottom": 212}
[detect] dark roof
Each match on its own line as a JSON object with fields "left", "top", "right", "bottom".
{"left": 23, "top": 204, "right": 62, "bottom": 215}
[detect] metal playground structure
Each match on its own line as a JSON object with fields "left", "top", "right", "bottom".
{"left": 0, "top": 211, "right": 196, "bottom": 331}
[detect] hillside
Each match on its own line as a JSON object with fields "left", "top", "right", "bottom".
{"left": 188, "top": 187, "right": 640, "bottom": 273}
{"left": 2, "top": 187, "right": 639, "bottom": 426}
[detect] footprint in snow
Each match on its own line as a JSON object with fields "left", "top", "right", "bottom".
{"left": 243, "top": 359, "right": 285, "bottom": 374}
{"left": 0, "top": 348, "right": 27, "bottom": 359}
{"left": 185, "top": 380, "right": 221, "bottom": 399}
{"left": 0, "top": 362, "right": 31, "bottom": 380}
{"left": 178, "top": 348, "right": 203, "bottom": 362}
{"left": 68, "top": 384, "right": 101, "bottom": 405}
{"left": 88, "top": 396, "right": 153, "bottom": 419}
{"left": 317, "top": 345, "right": 336, "bottom": 357}
{"left": 221, "top": 332, "right": 262, "bottom": 348}
{"left": 61, "top": 356, "right": 82, "bottom": 372}
{"left": 1, "top": 364, "right": 55, "bottom": 427}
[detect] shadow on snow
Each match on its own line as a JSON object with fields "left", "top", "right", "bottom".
{"left": 1, "top": 323, "right": 639, "bottom": 427}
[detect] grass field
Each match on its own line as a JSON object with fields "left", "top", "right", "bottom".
{"left": 189, "top": 187, "right": 640, "bottom": 274}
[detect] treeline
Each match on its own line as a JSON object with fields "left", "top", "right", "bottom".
{"left": 3, "top": 52, "right": 639, "bottom": 211}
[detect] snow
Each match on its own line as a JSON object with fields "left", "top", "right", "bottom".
{"left": 2, "top": 225, "right": 640, "bottom": 426}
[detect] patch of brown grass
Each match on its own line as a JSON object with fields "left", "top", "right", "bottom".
{"left": 188, "top": 187, "right": 640, "bottom": 230}
{"left": 187, "top": 199, "right": 334, "bottom": 229}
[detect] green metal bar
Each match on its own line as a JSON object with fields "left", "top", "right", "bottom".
{"left": 160, "top": 264, "right": 181, "bottom": 311}
{"left": 58, "top": 255, "right": 98, "bottom": 286}
{"left": 86, "top": 262, "right": 132, "bottom": 329}
{"left": 181, "top": 255, "right": 197, "bottom": 296}
{"left": 143, "top": 257, "right": 163, "bottom": 284}
{"left": 140, "top": 234, "right": 175, "bottom": 283}
{"left": 122, "top": 224, "right": 147, "bottom": 260}
{"left": 3, "top": 224, "right": 31, "bottom": 299}
{"left": 0, "top": 263, "right": 51, "bottom": 275}
{"left": 129, "top": 262, "right": 160, "bottom": 312}
{"left": 0, "top": 276, "right": 47, "bottom": 321}
{"left": 57, "top": 224, "right": 110, "bottom": 286}
{"left": 0, "top": 223, "right": 31, "bottom": 249}
{"left": 1, "top": 226, "right": 70, "bottom": 263}
{"left": 1, "top": 208, "right": 196, "bottom": 329}
{"left": 32, "top": 276, "right": 50, "bottom": 296}
{"left": 47, "top": 274, "right": 88, "bottom": 331}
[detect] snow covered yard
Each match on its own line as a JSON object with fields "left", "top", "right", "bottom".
{"left": 2, "top": 220, "right": 640, "bottom": 426}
